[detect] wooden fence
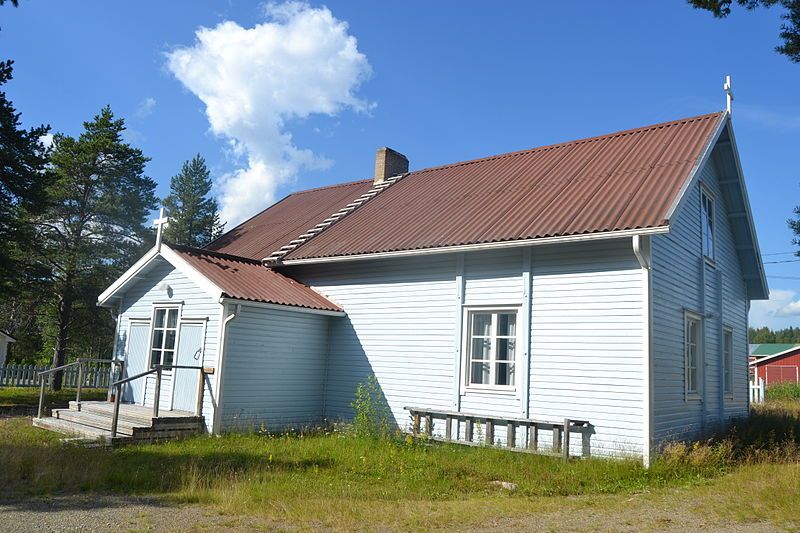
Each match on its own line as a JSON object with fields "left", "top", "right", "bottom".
{"left": 0, "top": 363, "right": 110, "bottom": 388}
{"left": 749, "top": 377, "right": 766, "bottom": 404}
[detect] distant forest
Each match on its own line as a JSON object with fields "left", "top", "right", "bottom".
{"left": 749, "top": 327, "right": 800, "bottom": 344}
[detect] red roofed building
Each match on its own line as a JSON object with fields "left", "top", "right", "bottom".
{"left": 34, "top": 107, "right": 767, "bottom": 465}
{"left": 750, "top": 346, "right": 800, "bottom": 385}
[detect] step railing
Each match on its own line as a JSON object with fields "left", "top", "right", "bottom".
{"left": 405, "top": 406, "right": 591, "bottom": 460}
{"left": 110, "top": 364, "right": 213, "bottom": 437}
{"left": 37, "top": 359, "right": 118, "bottom": 419}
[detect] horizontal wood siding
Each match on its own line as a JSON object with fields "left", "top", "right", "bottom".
{"left": 530, "top": 240, "right": 644, "bottom": 457}
{"left": 296, "top": 255, "right": 456, "bottom": 435}
{"left": 219, "top": 305, "right": 329, "bottom": 431}
{"left": 651, "top": 157, "right": 749, "bottom": 444}
{"left": 296, "top": 241, "right": 646, "bottom": 457}
{"left": 116, "top": 258, "right": 221, "bottom": 431}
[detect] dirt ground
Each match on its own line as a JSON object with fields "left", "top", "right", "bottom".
{"left": 0, "top": 491, "right": 782, "bottom": 533}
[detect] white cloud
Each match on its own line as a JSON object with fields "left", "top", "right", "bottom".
{"left": 165, "top": 1, "right": 372, "bottom": 226}
{"left": 136, "top": 97, "right": 157, "bottom": 119}
{"left": 749, "top": 289, "right": 800, "bottom": 329}
{"left": 39, "top": 133, "right": 54, "bottom": 149}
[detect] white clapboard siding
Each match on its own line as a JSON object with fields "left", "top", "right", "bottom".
{"left": 296, "top": 239, "right": 647, "bottom": 457}
{"left": 530, "top": 239, "right": 644, "bottom": 457}
{"left": 116, "top": 258, "right": 221, "bottom": 431}
{"left": 651, "top": 156, "right": 749, "bottom": 443}
{"left": 295, "top": 255, "right": 457, "bottom": 434}
{"left": 219, "top": 304, "right": 330, "bottom": 431}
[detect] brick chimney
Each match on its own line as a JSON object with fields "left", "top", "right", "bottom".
{"left": 373, "top": 146, "right": 409, "bottom": 185}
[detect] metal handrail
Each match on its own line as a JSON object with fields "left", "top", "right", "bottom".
{"left": 110, "top": 363, "right": 209, "bottom": 437}
{"left": 36, "top": 358, "right": 117, "bottom": 419}
{"left": 37, "top": 358, "right": 111, "bottom": 376}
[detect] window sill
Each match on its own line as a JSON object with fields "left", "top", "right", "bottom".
{"left": 724, "top": 394, "right": 734, "bottom": 401}
{"left": 686, "top": 393, "right": 702, "bottom": 402}
{"left": 703, "top": 256, "right": 716, "bottom": 268}
{"left": 463, "top": 386, "right": 517, "bottom": 396}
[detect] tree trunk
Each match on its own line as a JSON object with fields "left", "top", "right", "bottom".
{"left": 51, "top": 288, "right": 73, "bottom": 391}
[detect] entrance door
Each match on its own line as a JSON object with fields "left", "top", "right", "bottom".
{"left": 172, "top": 322, "right": 205, "bottom": 412}
{"left": 123, "top": 321, "right": 150, "bottom": 403}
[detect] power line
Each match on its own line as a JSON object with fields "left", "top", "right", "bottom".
{"left": 763, "top": 259, "right": 800, "bottom": 265}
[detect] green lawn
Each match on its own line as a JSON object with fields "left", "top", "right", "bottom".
{"left": 0, "top": 387, "right": 107, "bottom": 409}
{"left": 0, "top": 401, "right": 798, "bottom": 530}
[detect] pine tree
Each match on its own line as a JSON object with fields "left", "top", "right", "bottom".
{"left": 36, "top": 106, "right": 157, "bottom": 389}
{"left": 162, "top": 154, "right": 224, "bottom": 248}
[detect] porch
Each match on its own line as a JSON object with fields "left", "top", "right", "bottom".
{"left": 33, "top": 400, "right": 204, "bottom": 443}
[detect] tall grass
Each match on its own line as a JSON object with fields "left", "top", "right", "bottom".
{"left": 765, "top": 382, "right": 800, "bottom": 401}
{"left": 1, "top": 400, "right": 798, "bottom": 528}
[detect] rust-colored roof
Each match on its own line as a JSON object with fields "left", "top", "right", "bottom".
{"left": 205, "top": 179, "right": 374, "bottom": 260}
{"left": 171, "top": 245, "right": 341, "bottom": 312}
{"left": 283, "top": 112, "right": 723, "bottom": 260}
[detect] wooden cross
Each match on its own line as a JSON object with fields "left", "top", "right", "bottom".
{"left": 154, "top": 207, "right": 169, "bottom": 251}
{"left": 724, "top": 75, "right": 734, "bottom": 114}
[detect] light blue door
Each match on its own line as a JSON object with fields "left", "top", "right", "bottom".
{"left": 123, "top": 322, "right": 150, "bottom": 403}
{"left": 173, "top": 322, "right": 204, "bottom": 412}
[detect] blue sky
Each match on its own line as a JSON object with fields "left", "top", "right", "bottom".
{"left": 3, "top": 1, "right": 800, "bottom": 328}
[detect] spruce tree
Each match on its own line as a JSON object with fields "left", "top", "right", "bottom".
{"left": 162, "top": 154, "right": 224, "bottom": 248}
{"left": 0, "top": 60, "right": 49, "bottom": 294}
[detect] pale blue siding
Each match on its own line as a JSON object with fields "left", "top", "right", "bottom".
{"left": 651, "top": 156, "right": 750, "bottom": 443}
{"left": 116, "top": 258, "right": 221, "bottom": 431}
{"left": 296, "top": 241, "right": 646, "bottom": 457}
{"left": 219, "top": 304, "right": 329, "bottom": 431}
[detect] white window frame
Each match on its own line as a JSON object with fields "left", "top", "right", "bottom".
{"left": 723, "top": 326, "right": 734, "bottom": 397}
{"left": 684, "top": 310, "right": 703, "bottom": 400}
{"left": 700, "top": 187, "right": 715, "bottom": 262}
{"left": 148, "top": 303, "right": 182, "bottom": 372}
{"left": 462, "top": 307, "right": 519, "bottom": 393}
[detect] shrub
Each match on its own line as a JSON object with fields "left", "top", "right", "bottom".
{"left": 766, "top": 382, "right": 800, "bottom": 401}
{"left": 350, "top": 375, "right": 393, "bottom": 439}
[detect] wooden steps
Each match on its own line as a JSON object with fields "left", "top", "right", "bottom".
{"left": 32, "top": 400, "right": 205, "bottom": 445}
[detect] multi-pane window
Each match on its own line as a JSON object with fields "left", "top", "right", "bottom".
{"left": 467, "top": 310, "right": 517, "bottom": 388}
{"left": 685, "top": 312, "right": 702, "bottom": 396}
{"left": 150, "top": 307, "right": 178, "bottom": 367}
{"left": 701, "top": 189, "right": 715, "bottom": 260}
{"left": 723, "top": 327, "right": 733, "bottom": 395}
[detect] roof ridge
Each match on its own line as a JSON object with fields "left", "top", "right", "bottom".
{"left": 169, "top": 243, "right": 264, "bottom": 265}
{"left": 288, "top": 178, "right": 372, "bottom": 195}
{"left": 262, "top": 173, "right": 408, "bottom": 264}
{"left": 409, "top": 111, "right": 723, "bottom": 177}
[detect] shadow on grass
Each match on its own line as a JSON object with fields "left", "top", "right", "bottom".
{"left": 0, "top": 436, "right": 336, "bottom": 506}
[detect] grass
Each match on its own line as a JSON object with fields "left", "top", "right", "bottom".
{"left": 0, "top": 386, "right": 107, "bottom": 408}
{"left": 0, "top": 401, "right": 798, "bottom": 529}
{"left": 766, "top": 381, "right": 800, "bottom": 401}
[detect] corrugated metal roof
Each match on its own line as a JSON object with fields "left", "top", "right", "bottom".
{"left": 283, "top": 112, "right": 723, "bottom": 260}
{"left": 205, "top": 179, "right": 374, "bottom": 260}
{"left": 171, "top": 245, "right": 341, "bottom": 312}
{"left": 749, "top": 343, "right": 800, "bottom": 356}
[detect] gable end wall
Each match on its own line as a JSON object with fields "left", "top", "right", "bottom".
{"left": 651, "top": 156, "right": 750, "bottom": 444}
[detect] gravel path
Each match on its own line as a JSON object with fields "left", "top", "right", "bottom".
{"left": 0, "top": 493, "right": 784, "bottom": 533}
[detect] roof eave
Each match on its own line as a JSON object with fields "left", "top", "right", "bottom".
{"left": 219, "top": 296, "right": 345, "bottom": 317}
{"left": 280, "top": 226, "right": 671, "bottom": 265}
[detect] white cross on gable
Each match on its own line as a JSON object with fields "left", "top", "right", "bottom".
{"left": 154, "top": 207, "right": 169, "bottom": 251}
{"left": 724, "top": 75, "right": 734, "bottom": 114}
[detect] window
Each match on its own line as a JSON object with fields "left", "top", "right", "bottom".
{"left": 684, "top": 312, "right": 702, "bottom": 397}
{"left": 466, "top": 310, "right": 517, "bottom": 389}
{"left": 701, "top": 189, "right": 715, "bottom": 260}
{"left": 723, "top": 327, "right": 733, "bottom": 396}
{"left": 150, "top": 307, "right": 179, "bottom": 368}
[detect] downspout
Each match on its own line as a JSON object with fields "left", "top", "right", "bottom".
{"left": 700, "top": 257, "right": 708, "bottom": 436}
{"left": 108, "top": 300, "right": 123, "bottom": 401}
{"left": 717, "top": 270, "right": 725, "bottom": 427}
{"left": 632, "top": 235, "right": 653, "bottom": 467}
{"left": 212, "top": 300, "right": 240, "bottom": 434}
